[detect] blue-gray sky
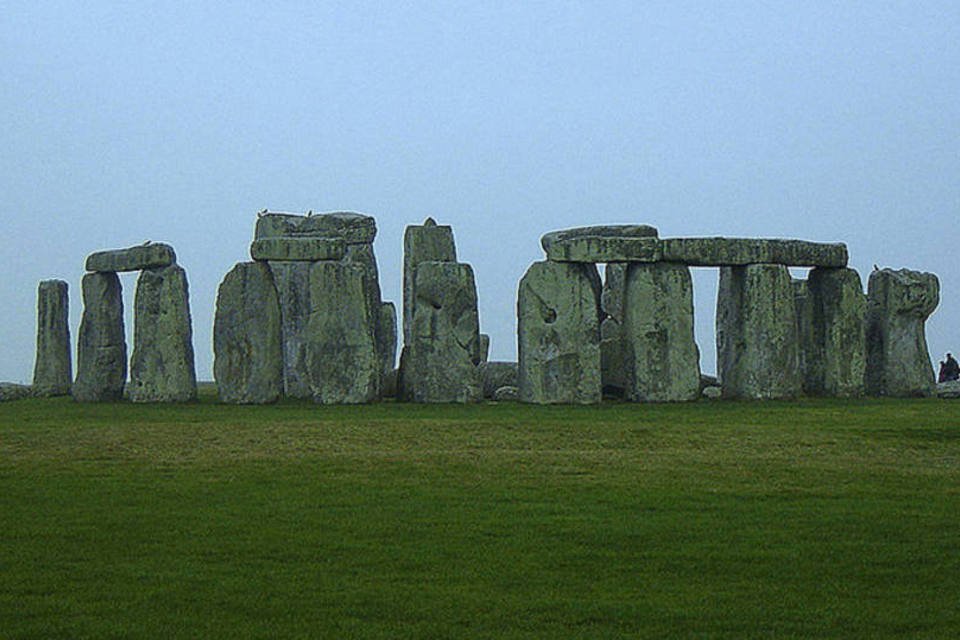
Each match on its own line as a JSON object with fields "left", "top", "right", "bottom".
{"left": 2, "top": 1, "right": 957, "bottom": 382}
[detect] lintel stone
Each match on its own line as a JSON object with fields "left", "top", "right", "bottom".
{"left": 250, "top": 237, "right": 345, "bottom": 262}
{"left": 86, "top": 243, "right": 176, "bottom": 272}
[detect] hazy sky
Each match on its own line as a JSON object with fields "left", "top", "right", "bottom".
{"left": 2, "top": 2, "right": 957, "bottom": 383}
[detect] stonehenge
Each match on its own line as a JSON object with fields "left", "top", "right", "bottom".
{"left": 32, "top": 280, "right": 72, "bottom": 396}
{"left": 31, "top": 210, "right": 941, "bottom": 406}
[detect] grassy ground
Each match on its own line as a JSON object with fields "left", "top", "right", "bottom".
{"left": 1, "top": 391, "right": 959, "bottom": 639}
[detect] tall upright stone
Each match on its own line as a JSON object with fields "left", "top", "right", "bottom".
{"left": 305, "top": 261, "right": 380, "bottom": 404}
{"left": 32, "top": 280, "right": 72, "bottom": 396}
{"left": 213, "top": 262, "right": 283, "bottom": 404}
{"left": 600, "top": 263, "right": 627, "bottom": 393}
{"left": 398, "top": 261, "right": 481, "bottom": 403}
{"left": 268, "top": 261, "right": 314, "bottom": 398}
{"left": 622, "top": 263, "right": 700, "bottom": 402}
{"left": 865, "top": 268, "right": 939, "bottom": 397}
{"left": 377, "top": 301, "right": 398, "bottom": 379}
{"left": 804, "top": 267, "right": 866, "bottom": 396}
{"left": 518, "top": 261, "right": 602, "bottom": 404}
{"left": 403, "top": 218, "right": 457, "bottom": 344}
{"left": 717, "top": 264, "right": 801, "bottom": 400}
{"left": 793, "top": 278, "right": 813, "bottom": 392}
{"left": 129, "top": 265, "right": 197, "bottom": 403}
{"left": 73, "top": 272, "right": 126, "bottom": 402}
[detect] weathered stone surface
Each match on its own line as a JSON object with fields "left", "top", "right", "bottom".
{"left": 398, "top": 261, "right": 481, "bottom": 403}
{"left": 0, "top": 383, "right": 34, "bottom": 402}
{"left": 542, "top": 224, "right": 659, "bottom": 250}
{"left": 268, "top": 261, "right": 314, "bottom": 398}
{"left": 478, "top": 334, "right": 490, "bottom": 363}
{"left": 479, "top": 361, "right": 519, "bottom": 399}
{"left": 600, "top": 264, "right": 627, "bottom": 392}
{"left": 73, "top": 272, "right": 126, "bottom": 402}
{"left": 250, "top": 237, "right": 345, "bottom": 262}
{"left": 793, "top": 279, "right": 814, "bottom": 392}
{"left": 32, "top": 280, "right": 72, "bottom": 396}
{"left": 702, "top": 386, "right": 722, "bottom": 400}
{"left": 803, "top": 268, "right": 866, "bottom": 397}
{"left": 937, "top": 380, "right": 960, "bottom": 399}
{"left": 213, "top": 262, "right": 283, "bottom": 404}
{"left": 403, "top": 218, "right": 457, "bottom": 344}
{"left": 699, "top": 374, "right": 719, "bottom": 390}
{"left": 544, "top": 236, "right": 661, "bottom": 263}
{"left": 865, "top": 268, "right": 939, "bottom": 397}
{"left": 129, "top": 265, "right": 197, "bottom": 402}
{"left": 622, "top": 263, "right": 701, "bottom": 402}
{"left": 661, "top": 238, "right": 847, "bottom": 267}
{"left": 377, "top": 302, "right": 398, "bottom": 380}
{"left": 493, "top": 386, "right": 519, "bottom": 401}
{"left": 717, "top": 264, "right": 801, "bottom": 400}
{"left": 86, "top": 243, "right": 176, "bottom": 272}
{"left": 382, "top": 368, "right": 399, "bottom": 398}
{"left": 518, "top": 261, "right": 602, "bottom": 404}
{"left": 255, "top": 211, "right": 377, "bottom": 244}
{"left": 343, "top": 242, "right": 383, "bottom": 319}
{"left": 305, "top": 262, "right": 380, "bottom": 404}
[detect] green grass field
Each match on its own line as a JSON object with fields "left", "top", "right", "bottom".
{"left": 2, "top": 391, "right": 959, "bottom": 639}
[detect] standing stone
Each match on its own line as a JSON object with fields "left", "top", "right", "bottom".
{"left": 268, "top": 261, "right": 314, "bottom": 398}
{"left": 398, "top": 261, "right": 481, "bottom": 402}
{"left": 73, "top": 272, "right": 126, "bottom": 402}
{"left": 213, "top": 262, "right": 283, "bottom": 404}
{"left": 717, "top": 264, "right": 801, "bottom": 400}
{"left": 622, "top": 263, "right": 701, "bottom": 402}
{"left": 478, "top": 334, "right": 490, "bottom": 363}
{"left": 32, "top": 280, "right": 72, "bottom": 396}
{"left": 600, "top": 264, "right": 627, "bottom": 393}
{"left": 377, "top": 302, "right": 398, "bottom": 380}
{"left": 129, "top": 265, "right": 197, "bottom": 402}
{"left": 793, "top": 278, "right": 814, "bottom": 393}
{"left": 305, "top": 262, "right": 380, "bottom": 404}
{"left": 865, "top": 268, "right": 939, "bottom": 397}
{"left": 804, "top": 267, "right": 866, "bottom": 396}
{"left": 517, "top": 261, "right": 602, "bottom": 404}
{"left": 403, "top": 218, "right": 457, "bottom": 344}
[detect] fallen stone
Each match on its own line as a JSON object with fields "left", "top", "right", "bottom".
{"left": 804, "top": 268, "right": 867, "bottom": 396}
{"left": 661, "top": 237, "right": 847, "bottom": 267}
{"left": 0, "top": 383, "right": 34, "bottom": 402}
{"left": 479, "top": 361, "right": 519, "bottom": 399}
{"left": 937, "top": 381, "right": 960, "bottom": 399}
{"left": 493, "top": 385, "right": 519, "bottom": 402}
{"left": 86, "top": 243, "right": 176, "bottom": 272}
{"left": 268, "top": 261, "right": 314, "bottom": 398}
{"left": 518, "top": 261, "right": 602, "bottom": 404}
{"left": 403, "top": 218, "right": 457, "bottom": 345}
{"left": 255, "top": 211, "right": 377, "bottom": 244}
{"left": 621, "top": 262, "right": 701, "bottom": 402}
{"left": 250, "top": 237, "right": 345, "bottom": 262}
{"left": 398, "top": 261, "right": 481, "bottom": 403}
{"left": 73, "top": 272, "right": 127, "bottom": 402}
{"left": 701, "top": 386, "right": 722, "bottom": 400}
{"left": 32, "top": 280, "right": 72, "bottom": 396}
{"left": 305, "top": 261, "right": 380, "bottom": 404}
{"left": 865, "top": 268, "right": 939, "bottom": 397}
{"left": 717, "top": 264, "right": 801, "bottom": 400}
{"left": 377, "top": 302, "right": 398, "bottom": 381}
{"left": 129, "top": 265, "right": 197, "bottom": 402}
{"left": 213, "top": 262, "right": 283, "bottom": 404}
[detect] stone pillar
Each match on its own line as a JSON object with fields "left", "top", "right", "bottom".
{"left": 793, "top": 278, "right": 814, "bottom": 393}
{"left": 600, "top": 263, "right": 627, "bottom": 394}
{"left": 398, "top": 261, "right": 481, "bottom": 402}
{"left": 306, "top": 262, "right": 380, "bottom": 404}
{"left": 73, "top": 272, "right": 126, "bottom": 402}
{"left": 622, "top": 262, "right": 700, "bottom": 402}
{"left": 805, "top": 267, "right": 866, "bottom": 396}
{"left": 268, "top": 261, "right": 314, "bottom": 398}
{"left": 32, "top": 279, "right": 72, "bottom": 396}
{"left": 517, "top": 261, "right": 602, "bottom": 404}
{"left": 717, "top": 264, "right": 801, "bottom": 400}
{"left": 403, "top": 218, "right": 457, "bottom": 344}
{"left": 213, "top": 262, "right": 283, "bottom": 404}
{"left": 377, "top": 301, "right": 398, "bottom": 379}
{"left": 129, "top": 265, "right": 197, "bottom": 402}
{"left": 865, "top": 268, "right": 939, "bottom": 397}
